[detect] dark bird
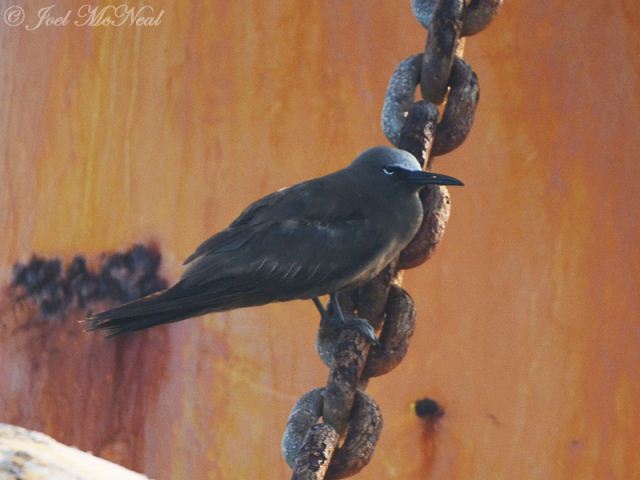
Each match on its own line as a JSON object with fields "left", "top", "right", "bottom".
{"left": 86, "top": 146, "right": 463, "bottom": 341}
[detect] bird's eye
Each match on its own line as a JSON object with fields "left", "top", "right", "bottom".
{"left": 383, "top": 166, "right": 397, "bottom": 175}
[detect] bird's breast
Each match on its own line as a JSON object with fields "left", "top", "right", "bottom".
{"left": 334, "top": 194, "right": 423, "bottom": 290}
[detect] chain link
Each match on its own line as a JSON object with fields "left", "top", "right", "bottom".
{"left": 283, "top": 1, "right": 501, "bottom": 477}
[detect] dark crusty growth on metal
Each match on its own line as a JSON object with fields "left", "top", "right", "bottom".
{"left": 10, "top": 244, "right": 167, "bottom": 316}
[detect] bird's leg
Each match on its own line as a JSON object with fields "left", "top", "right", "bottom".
{"left": 329, "top": 293, "right": 348, "bottom": 325}
{"left": 312, "top": 297, "right": 328, "bottom": 320}
{"left": 312, "top": 295, "right": 378, "bottom": 344}
{"left": 327, "top": 293, "right": 378, "bottom": 345}
{"left": 313, "top": 294, "right": 346, "bottom": 327}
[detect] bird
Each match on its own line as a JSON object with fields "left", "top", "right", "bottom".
{"left": 86, "top": 146, "right": 463, "bottom": 341}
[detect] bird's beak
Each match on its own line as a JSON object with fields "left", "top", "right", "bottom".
{"left": 404, "top": 170, "right": 464, "bottom": 187}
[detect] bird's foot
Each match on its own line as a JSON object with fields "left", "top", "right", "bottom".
{"left": 342, "top": 316, "right": 379, "bottom": 345}
{"left": 313, "top": 296, "right": 379, "bottom": 345}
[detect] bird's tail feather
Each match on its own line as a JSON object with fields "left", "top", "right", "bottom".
{"left": 86, "top": 284, "right": 209, "bottom": 337}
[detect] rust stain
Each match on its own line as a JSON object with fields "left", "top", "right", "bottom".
{"left": 0, "top": 299, "right": 170, "bottom": 473}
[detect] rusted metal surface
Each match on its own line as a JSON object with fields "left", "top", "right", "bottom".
{"left": 461, "top": 0, "right": 504, "bottom": 36}
{"left": 398, "top": 186, "right": 452, "bottom": 269}
{"left": 291, "top": 424, "right": 339, "bottom": 480}
{"left": 363, "top": 285, "right": 416, "bottom": 378}
{"left": 413, "top": 0, "right": 503, "bottom": 37}
{"left": 325, "top": 392, "right": 382, "bottom": 480}
{"left": 419, "top": 0, "right": 464, "bottom": 104}
{"left": 282, "top": 389, "right": 326, "bottom": 468}
{"left": 321, "top": 330, "right": 371, "bottom": 435}
{"left": 380, "top": 54, "right": 423, "bottom": 147}
{"left": 0, "top": 303, "right": 170, "bottom": 474}
{"left": 282, "top": 389, "right": 382, "bottom": 480}
{"left": 432, "top": 57, "right": 480, "bottom": 157}
{"left": 395, "top": 101, "right": 439, "bottom": 167}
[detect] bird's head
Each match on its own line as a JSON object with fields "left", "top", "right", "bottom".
{"left": 348, "top": 146, "right": 464, "bottom": 193}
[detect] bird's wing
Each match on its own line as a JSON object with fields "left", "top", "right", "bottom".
{"left": 183, "top": 193, "right": 289, "bottom": 266}
{"left": 184, "top": 175, "right": 339, "bottom": 265}
{"left": 229, "top": 185, "right": 295, "bottom": 227}
{"left": 179, "top": 213, "right": 384, "bottom": 303}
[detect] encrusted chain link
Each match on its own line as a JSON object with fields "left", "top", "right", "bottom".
{"left": 282, "top": 1, "right": 502, "bottom": 477}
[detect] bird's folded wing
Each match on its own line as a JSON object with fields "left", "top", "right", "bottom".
{"left": 179, "top": 216, "right": 383, "bottom": 300}
{"left": 184, "top": 181, "right": 313, "bottom": 265}
{"left": 184, "top": 174, "right": 353, "bottom": 267}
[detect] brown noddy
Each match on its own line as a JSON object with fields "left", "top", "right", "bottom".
{"left": 86, "top": 146, "right": 463, "bottom": 341}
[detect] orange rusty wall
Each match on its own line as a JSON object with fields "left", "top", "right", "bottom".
{"left": 1, "top": 1, "right": 639, "bottom": 479}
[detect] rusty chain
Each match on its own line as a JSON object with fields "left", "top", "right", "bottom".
{"left": 282, "top": 1, "right": 502, "bottom": 478}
